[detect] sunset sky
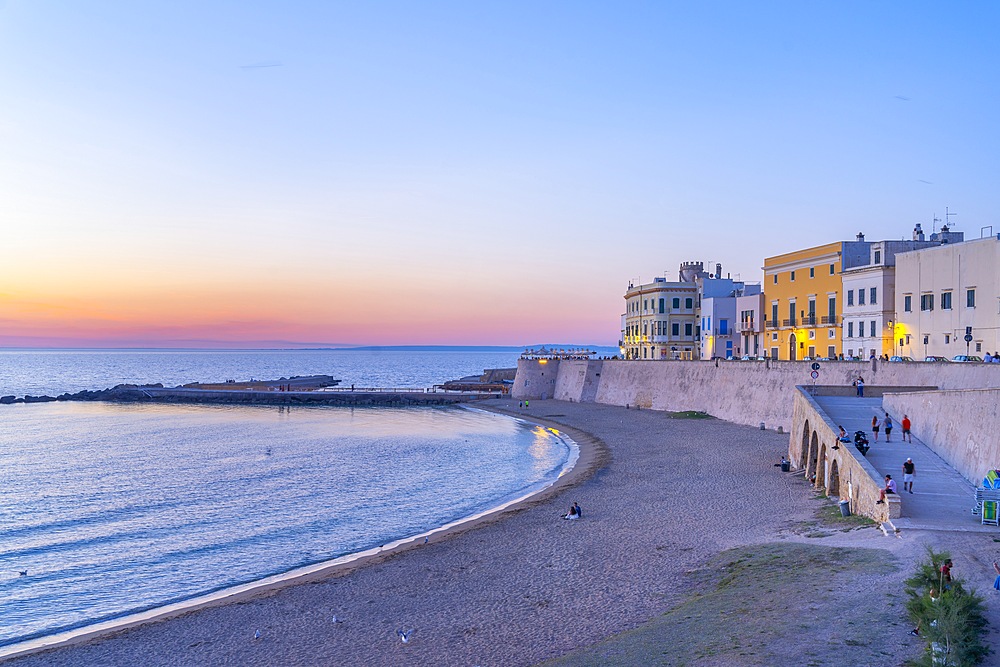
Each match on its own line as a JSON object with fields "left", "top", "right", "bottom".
{"left": 1, "top": 1, "right": 997, "bottom": 347}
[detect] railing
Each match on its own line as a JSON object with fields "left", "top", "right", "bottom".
{"left": 821, "top": 315, "right": 839, "bottom": 325}
{"left": 802, "top": 315, "right": 817, "bottom": 326}
{"left": 764, "top": 320, "right": 779, "bottom": 328}
{"left": 783, "top": 318, "right": 797, "bottom": 327}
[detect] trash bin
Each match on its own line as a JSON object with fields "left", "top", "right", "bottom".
{"left": 839, "top": 500, "right": 851, "bottom": 517}
{"left": 780, "top": 461, "right": 790, "bottom": 473}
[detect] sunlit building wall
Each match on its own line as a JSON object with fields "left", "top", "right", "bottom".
{"left": 763, "top": 237, "right": 871, "bottom": 360}
{"left": 895, "top": 233, "right": 999, "bottom": 360}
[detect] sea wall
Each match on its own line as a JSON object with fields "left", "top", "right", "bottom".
{"left": 790, "top": 388, "right": 900, "bottom": 521}
{"left": 883, "top": 388, "right": 1000, "bottom": 485}
{"left": 513, "top": 358, "right": 1000, "bottom": 430}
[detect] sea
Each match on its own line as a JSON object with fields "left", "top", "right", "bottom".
{"left": 0, "top": 348, "right": 588, "bottom": 651}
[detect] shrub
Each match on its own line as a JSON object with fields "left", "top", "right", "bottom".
{"left": 904, "top": 548, "right": 989, "bottom": 666}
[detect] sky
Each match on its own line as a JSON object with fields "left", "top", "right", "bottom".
{"left": 1, "top": 1, "right": 998, "bottom": 348}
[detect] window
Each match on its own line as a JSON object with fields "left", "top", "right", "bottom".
{"left": 977, "top": 342, "right": 982, "bottom": 352}
{"left": 847, "top": 321, "right": 854, "bottom": 338}
{"left": 858, "top": 289, "right": 865, "bottom": 306}
{"left": 773, "top": 274, "right": 778, "bottom": 284}
{"left": 790, "top": 270, "right": 796, "bottom": 281}
{"left": 904, "top": 295, "right": 912, "bottom": 312}
{"left": 809, "top": 267, "right": 815, "bottom": 278}
{"left": 829, "top": 329, "right": 836, "bottom": 339}
{"left": 719, "top": 319, "right": 729, "bottom": 335}
{"left": 829, "top": 264, "right": 835, "bottom": 275}
{"left": 828, "top": 296, "right": 836, "bottom": 320}
{"left": 941, "top": 292, "right": 952, "bottom": 310}
{"left": 684, "top": 323, "right": 692, "bottom": 336}
{"left": 788, "top": 301, "right": 796, "bottom": 323}
{"left": 945, "top": 334, "right": 950, "bottom": 345}
{"left": 770, "top": 347, "right": 778, "bottom": 359}
{"left": 808, "top": 345, "right": 815, "bottom": 357}
{"left": 672, "top": 297, "right": 680, "bottom": 309}
{"left": 659, "top": 298, "right": 665, "bottom": 313}
{"left": 920, "top": 294, "right": 934, "bottom": 311}
{"left": 870, "top": 287, "right": 877, "bottom": 304}
{"left": 772, "top": 333, "right": 778, "bottom": 341}
{"left": 808, "top": 330, "right": 815, "bottom": 340}
{"left": 847, "top": 290, "right": 854, "bottom": 306}
{"left": 874, "top": 250, "right": 881, "bottom": 264}
{"left": 923, "top": 335, "right": 929, "bottom": 345}
{"left": 771, "top": 303, "right": 779, "bottom": 325}
{"left": 967, "top": 289, "right": 975, "bottom": 308}
{"left": 870, "top": 321, "right": 876, "bottom": 337}
{"left": 671, "top": 323, "right": 679, "bottom": 336}
{"left": 685, "top": 298, "right": 693, "bottom": 309}
{"left": 828, "top": 345, "right": 836, "bottom": 358}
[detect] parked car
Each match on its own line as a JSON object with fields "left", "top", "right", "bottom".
{"left": 889, "top": 356, "right": 914, "bottom": 362}
{"left": 923, "top": 355, "right": 948, "bottom": 362}
{"left": 951, "top": 355, "right": 984, "bottom": 363}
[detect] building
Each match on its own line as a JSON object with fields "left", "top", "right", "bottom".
{"left": 841, "top": 224, "right": 953, "bottom": 359}
{"left": 620, "top": 262, "right": 704, "bottom": 360}
{"left": 736, "top": 290, "right": 766, "bottom": 358}
{"left": 763, "top": 237, "right": 871, "bottom": 360}
{"left": 700, "top": 280, "right": 762, "bottom": 360}
{"left": 895, "top": 230, "right": 997, "bottom": 360}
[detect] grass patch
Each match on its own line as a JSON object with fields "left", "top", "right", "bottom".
{"left": 668, "top": 411, "right": 713, "bottom": 419}
{"left": 814, "top": 498, "right": 878, "bottom": 531}
{"left": 538, "top": 543, "right": 898, "bottom": 667}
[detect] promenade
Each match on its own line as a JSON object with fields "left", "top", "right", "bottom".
{"left": 812, "top": 395, "right": 986, "bottom": 533}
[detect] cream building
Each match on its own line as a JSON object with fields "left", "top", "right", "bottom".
{"left": 841, "top": 227, "right": 947, "bottom": 359}
{"left": 620, "top": 268, "right": 701, "bottom": 360}
{"left": 895, "top": 232, "right": 1000, "bottom": 359}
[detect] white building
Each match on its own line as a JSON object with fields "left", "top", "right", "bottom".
{"left": 700, "top": 281, "right": 762, "bottom": 360}
{"left": 895, "top": 231, "right": 998, "bottom": 360}
{"left": 736, "top": 291, "right": 766, "bottom": 358}
{"left": 841, "top": 227, "right": 946, "bottom": 359}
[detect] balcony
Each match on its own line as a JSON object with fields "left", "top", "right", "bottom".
{"left": 783, "top": 318, "right": 797, "bottom": 327}
{"left": 821, "top": 315, "right": 840, "bottom": 325}
{"left": 801, "top": 315, "right": 817, "bottom": 326}
{"left": 764, "top": 320, "right": 780, "bottom": 328}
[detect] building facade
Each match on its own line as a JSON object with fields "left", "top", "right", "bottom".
{"left": 841, "top": 229, "right": 949, "bottom": 359}
{"left": 763, "top": 237, "right": 871, "bottom": 360}
{"left": 620, "top": 268, "right": 702, "bottom": 360}
{"left": 699, "top": 282, "right": 762, "bottom": 360}
{"left": 895, "top": 233, "right": 999, "bottom": 360}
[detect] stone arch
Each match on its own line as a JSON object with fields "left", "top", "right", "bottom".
{"left": 817, "top": 438, "right": 827, "bottom": 488}
{"left": 806, "top": 430, "right": 820, "bottom": 483}
{"left": 829, "top": 459, "right": 841, "bottom": 497}
{"left": 800, "top": 419, "right": 811, "bottom": 465}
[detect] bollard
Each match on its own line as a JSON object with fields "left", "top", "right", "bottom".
{"left": 760, "top": 422, "right": 765, "bottom": 430}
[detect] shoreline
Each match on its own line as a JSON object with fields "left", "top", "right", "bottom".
{"left": 10, "top": 399, "right": 968, "bottom": 667}
{"left": 0, "top": 403, "right": 605, "bottom": 663}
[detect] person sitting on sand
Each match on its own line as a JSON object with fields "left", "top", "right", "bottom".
{"left": 563, "top": 505, "right": 579, "bottom": 520}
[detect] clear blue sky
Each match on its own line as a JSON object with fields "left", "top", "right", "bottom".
{"left": 1, "top": 1, "right": 997, "bottom": 346}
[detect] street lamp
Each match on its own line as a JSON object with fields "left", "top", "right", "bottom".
{"left": 887, "top": 320, "right": 895, "bottom": 357}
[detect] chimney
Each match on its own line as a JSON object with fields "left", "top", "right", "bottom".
{"left": 856, "top": 232, "right": 865, "bottom": 242}
{"left": 913, "top": 223, "right": 925, "bottom": 242}
{"left": 715, "top": 263, "right": 722, "bottom": 279}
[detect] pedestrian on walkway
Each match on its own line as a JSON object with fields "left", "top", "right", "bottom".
{"left": 992, "top": 561, "right": 1000, "bottom": 591}
{"left": 872, "top": 414, "right": 881, "bottom": 442}
{"left": 903, "top": 458, "right": 915, "bottom": 493}
{"left": 902, "top": 414, "right": 912, "bottom": 443}
{"left": 855, "top": 376, "right": 865, "bottom": 397}
{"left": 884, "top": 415, "right": 893, "bottom": 441}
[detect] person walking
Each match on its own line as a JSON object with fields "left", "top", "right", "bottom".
{"left": 872, "top": 415, "right": 881, "bottom": 442}
{"left": 902, "top": 414, "right": 912, "bottom": 443}
{"left": 903, "top": 458, "right": 915, "bottom": 493}
{"left": 884, "top": 415, "right": 894, "bottom": 441}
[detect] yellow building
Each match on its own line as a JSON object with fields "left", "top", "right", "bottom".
{"left": 763, "top": 237, "right": 871, "bottom": 360}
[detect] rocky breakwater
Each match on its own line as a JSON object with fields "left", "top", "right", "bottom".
{"left": 1, "top": 381, "right": 499, "bottom": 407}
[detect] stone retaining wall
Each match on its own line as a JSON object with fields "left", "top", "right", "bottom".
{"left": 883, "top": 388, "right": 1000, "bottom": 486}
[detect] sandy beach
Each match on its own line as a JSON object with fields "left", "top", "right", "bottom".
{"left": 6, "top": 399, "right": 1000, "bottom": 666}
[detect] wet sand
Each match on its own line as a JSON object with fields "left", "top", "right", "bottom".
{"left": 7, "top": 399, "right": 994, "bottom": 666}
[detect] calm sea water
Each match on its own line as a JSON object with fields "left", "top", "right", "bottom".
{"left": 0, "top": 348, "right": 528, "bottom": 398}
{"left": 0, "top": 350, "right": 577, "bottom": 649}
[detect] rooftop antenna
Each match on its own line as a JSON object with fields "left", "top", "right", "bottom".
{"left": 932, "top": 213, "right": 941, "bottom": 233}
{"left": 945, "top": 206, "right": 958, "bottom": 228}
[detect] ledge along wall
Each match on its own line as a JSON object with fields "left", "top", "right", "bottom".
{"left": 514, "top": 358, "right": 1000, "bottom": 432}
{"left": 883, "top": 388, "right": 1000, "bottom": 486}
{"left": 790, "top": 387, "right": 900, "bottom": 522}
